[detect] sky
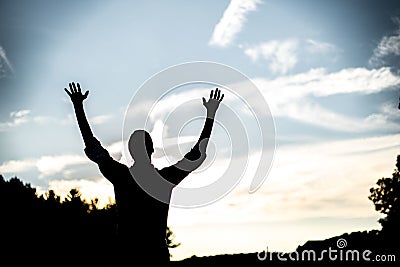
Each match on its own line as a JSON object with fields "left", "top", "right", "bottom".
{"left": 1, "top": 0, "right": 400, "bottom": 261}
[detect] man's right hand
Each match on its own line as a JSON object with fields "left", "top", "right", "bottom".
{"left": 64, "top": 82, "right": 89, "bottom": 104}
{"left": 202, "top": 88, "right": 224, "bottom": 118}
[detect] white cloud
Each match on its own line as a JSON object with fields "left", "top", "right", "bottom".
{"left": 248, "top": 67, "right": 400, "bottom": 132}
{"left": 369, "top": 18, "right": 400, "bottom": 66}
{"left": 172, "top": 134, "right": 386, "bottom": 224}
{"left": 0, "top": 154, "right": 89, "bottom": 178}
{"left": 254, "top": 67, "right": 400, "bottom": 100}
{"left": 33, "top": 114, "right": 75, "bottom": 125}
{"left": 244, "top": 39, "right": 299, "bottom": 74}
{"left": 305, "top": 39, "right": 341, "bottom": 64}
{"left": 90, "top": 114, "right": 112, "bottom": 125}
{"left": 48, "top": 178, "right": 114, "bottom": 208}
{"left": 0, "top": 110, "right": 78, "bottom": 131}
{"left": 0, "top": 137, "right": 130, "bottom": 179}
{"left": 147, "top": 88, "right": 207, "bottom": 122}
{"left": 10, "top": 110, "right": 30, "bottom": 118}
{"left": 106, "top": 140, "right": 124, "bottom": 162}
{"left": 306, "top": 39, "right": 336, "bottom": 54}
{"left": 209, "top": 0, "right": 262, "bottom": 47}
{"left": 0, "top": 109, "right": 31, "bottom": 131}
{"left": 0, "top": 159, "right": 37, "bottom": 174}
{"left": 125, "top": 66, "right": 400, "bottom": 135}
{"left": 144, "top": 67, "right": 398, "bottom": 134}
{"left": 245, "top": 39, "right": 340, "bottom": 73}
{"left": 36, "top": 154, "right": 88, "bottom": 176}
{"left": 151, "top": 119, "right": 168, "bottom": 149}
{"left": 0, "top": 46, "right": 14, "bottom": 79}
{"left": 1, "top": 110, "right": 112, "bottom": 130}
{"left": 32, "top": 115, "right": 59, "bottom": 124}
{"left": 273, "top": 99, "right": 399, "bottom": 133}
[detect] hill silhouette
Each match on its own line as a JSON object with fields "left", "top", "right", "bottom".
{"left": 1, "top": 154, "right": 399, "bottom": 266}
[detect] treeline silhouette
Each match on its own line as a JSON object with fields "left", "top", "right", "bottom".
{"left": 1, "top": 154, "right": 399, "bottom": 266}
{"left": 0, "top": 175, "right": 179, "bottom": 266}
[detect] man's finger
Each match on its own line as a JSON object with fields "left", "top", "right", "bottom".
{"left": 77, "top": 83, "right": 82, "bottom": 93}
{"left": 202, "top": 97, "right": 206, "bottom": 106}
{"left": 84, "top": 90, "right": 89, "bottom": 98}
{"left": 214, "top": 88, "right": 218, "bottom": 99}
{"left": 210, "top": 90, "right": 213, "bottom": 99}
{"left": 217, "top": 89, "right": 220, "bottom": 99}
{"left": 220, "top": 94, "right": 224, "bottom": 101}
{"left": 64, "top": 88, "right": 72, "bottom": 96}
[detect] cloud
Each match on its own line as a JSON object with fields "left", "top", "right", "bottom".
{"left": 125, "top": 66, "right": 400, "bottom": 137}
{"left": 146, "top": 67, "right": 399, "bottom": 134}
{"left": 254, "top": 66, "right": 400, "bottom": 100}
{"left": 0, "top": 137, "right": 130, "bottom": 180}
{"left": 36, "top": 155, "right": 88, "bottom": 176}
{"left": 90, "top": 114, "right": 113, "bottom": 125}
{"left": 247, "top": 67, "right": 400, "bottom": 132}
{"left": 47, "top": 178, "right": 114, "bottom": 208}
{"left": 169, "top": 133, "right": 400, "bottom": 228}
{"left": 10, "top": 110, "right": 30, "bottom": 118}
{"left": 244, "top": 39, "right": 299, "bottom": 74}
{"left": 244, "top": 39, "right": 340, "bottom": 72}
{"left": 0, "top": 110, "right": 112, "bottom": 131}
{"left": 269, "top": 99, "right": 399, "bottom": 133}
{"left": 137, "top": 64, "right": 400, "bottom": 135}
{"left": 0, "top": 46, "right": 14, "bottom": 79}
{"left": 31, "top": 111, "right": 81, "bottom": 126}
{"left": 209, "top": 0, "right": 262, "bottom": 47}
{"left": 0, "top": 159, "right": 37, "bottom": 174}
{"left": 0, "top": 113, "right": 73, "bottom": 131}
{"left": 369, "top": 18, "right": 400, "bottom": 67}
{"left": 106, "top": 141, "right": 124, "bottom": 162}
{"left": 0, "top": 154, "right": 89, "bottom": 178}
{"left": 305, "top": 39, "right": 336, "bottom": 54}
{"left": 141, "top": 66, "right": 399, "bottom": 135}
{"left": 0, "top": 109, "right": 31, "bottom": 131}
{"left": 305, "top": 39, "right": 340, "bottom": 63}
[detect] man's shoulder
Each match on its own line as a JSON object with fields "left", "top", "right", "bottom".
{"left": 155, "top": 165, "right": 172, "bottom": 174}
{"left": 99, "top": 158, "right": 130, "bottom": 172}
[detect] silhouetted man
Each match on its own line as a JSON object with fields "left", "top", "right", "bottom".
{"left": 65, "top": 82, "right": 223, "bottom": 266}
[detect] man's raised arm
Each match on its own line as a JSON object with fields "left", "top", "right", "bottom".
{"left": 64, "top": 82, "right": 93, "bottom": 146}
{"left": 173, "top": 88, "right": 224, "bottom": 173}
{"left": 64, "top": 82, "right": 110, "bottom": 165}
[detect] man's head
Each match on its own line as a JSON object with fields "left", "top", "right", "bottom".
{"left": 128, "top": 129, "right": 154, "bottom": 162}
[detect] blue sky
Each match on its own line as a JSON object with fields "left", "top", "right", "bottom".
{"left": 1, "top": 0, "right": 400, "bottom": 261}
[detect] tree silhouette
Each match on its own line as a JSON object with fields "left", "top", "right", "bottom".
{"left": 167, "top": 226, "right": 181, "bottom": 258}
{"left": 0, "top": 175, "right": 181, "bottom": 266}
{"left": 369, "top": 155, "right": 400, "bottom": 243}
